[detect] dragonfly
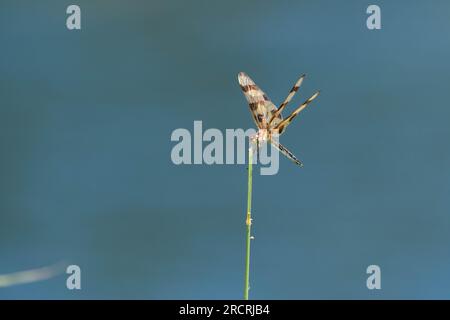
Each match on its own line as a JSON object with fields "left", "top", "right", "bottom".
{"left": 238, "top": 72, "right": 320, "bottom": 167}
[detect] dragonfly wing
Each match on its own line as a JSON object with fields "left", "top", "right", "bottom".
{"left": 276, "top": 91, "right": 320, "bottom": 135}
{"left": 270, "top": 139, "right": 303, "bottom": 167}
{"left": 269, "top": 74, "right": 305, "bottom": 126}
{"left": 238, "top": 72, "right": 282, "bottom": 129}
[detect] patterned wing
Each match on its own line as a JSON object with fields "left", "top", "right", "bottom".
{"left": 270, "top": 139, "right": 303, "bottom": 167}
{"left": 238, "top": 72, "right": 282, "bottom": 129}
{"left": 276, "top": 91, "right": 320, "bottom": 135}
{"left": 269, "top": 74, "right": 305, "bottom": 126}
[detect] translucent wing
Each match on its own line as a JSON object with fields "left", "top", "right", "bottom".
{"left": 238, "top": 72, "right": 283, "bottom": 129}
{"left": 269, "top": 74, "right": 305, "bottom": 126}
{"left": 270, "top": 139, "right": 303, "bottom": 167}
{"left": 276, "top": 91, "right": 320, "bottom": 135}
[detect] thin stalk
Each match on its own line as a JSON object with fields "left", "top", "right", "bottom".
{"left": 0, "top": 262, "right": 65, "bottom": 287}
{"left": 244, "top": 146, "right": 253, "bottom": 300}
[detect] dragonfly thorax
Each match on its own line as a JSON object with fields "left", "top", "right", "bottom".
{"left": 255, "top": 129, "right": 269, "bottom": 142}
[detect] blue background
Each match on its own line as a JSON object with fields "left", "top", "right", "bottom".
{"left": 1, "top": 0, "right": 450, "bottom": 299}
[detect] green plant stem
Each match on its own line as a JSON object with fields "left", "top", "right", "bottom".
{"left": 244, "top": 146, "right": 253, "bottom": 300}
